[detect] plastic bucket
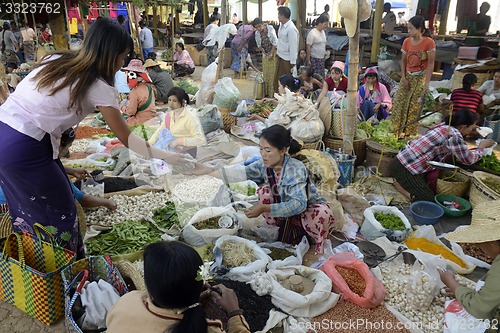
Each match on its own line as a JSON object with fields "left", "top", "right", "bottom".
{"left": 327, "top": 149, "right": 356, "bottom": 187}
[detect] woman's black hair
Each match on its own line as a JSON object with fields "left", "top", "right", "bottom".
{"left": 462, "top": 73, "right": 477, "bottom": 91}
{"left": 301, "top": 66, "right": 314, "bottom": 78}
{"left": 176, "top": 42, "right": 185, "bottom": 50}
{"left": 408, "top": 15, "right": 431, "bottom": 37}
{"left": 2, "top": 22, "right": 10, "bottom": 30}
{"left": 60, "top": 128, "right": 76, "bottom": 149}
{"left": 260, "top": 124, "right": 302, "bottom": 154}
{"left": 252, "top": 17, "right": 263, "bottom": 27}
{"left": 147, "top": 52, "right": 157, "bottom": 60}
{"left": 316, "top": 15, "right": 329, "bottom": 25}
{"left": 279, "top": 73, "right": 301, "bottom": 92}
{"left": 144, "top": 241, "right": 206, "bottom": 333}
{"left": 167, "top": 86, "right": 190, "bottom": 105}
{"left": 444, "top": 108, "right": 478, "bottom": 127}
{"left": 6, "top": 63, "right": 18, "bottom": 70}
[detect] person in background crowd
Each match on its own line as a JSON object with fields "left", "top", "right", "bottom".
{"left": 231, "top": 22, "right": 255, "bottom": 78}
{"left": 276, "top": 6, "right": 299, "bottom": 93}
{"left": 325, "top": 61, "right": 348, "bottom": 93}
{"left": 212, "top": 7, "right": 222, "bottom": 21}
{"left": 144, "top": 59, "right": 174, "bottom": 104}
{"left": 173, "top": 30, "right": 185, "bottom": 46}
{"left": 117, "top": 14, "right": 126, "bottom": 26}
{"left": 5, "top": 63, "right": 21, "bottom": 92}
{"left": 106, "top": 241, "right": 251, "bottom": 333}
{"left": 438, "top": 200, "right": 500, "bottom": 322}
{"left": 232, "top": 13, "right": 239, "bottom": 24}
{"left": 477, "top": 68, "right": 500, "bottom": 115}
{"left": 391, "top": 15, "right": 435, "bottom": 138}
{"left": 204, "top": 16, "right": 220, "bottom": 65}
{"left": 173, "top": 42, "right": 195, "bottom": 77}
{"left": 450, "top": 73, "right": 487, "bottom": 125}
{"left": 10, "top": 21, "right": 24, "bottom": 63}
{"left": 296, "top": 49, "right": 307, "bottom": 73}
{"left": 40, "top": 25, "right": 52, "bottom": 43}
{"left": 148, "top": 52, "right": 157, "bottom": 61}
{"left": 139, "top": 20, "right": 154, "bottom": 60}
{"left": 474, "top": 2, "right": 491, "bottom": 36}
{"left": 0, "top": 63, "right": 7, "bottom": 105}
{"left": 253, "top": 18, "right": 278, "bottom": 97}
{"left": 397, "top": 12, "right": 407, "bottom": 25}
{"left": 390, "top": 109, "right": 495, "bottom": 202}
{"left": 0, "top": 18, "right": 188, "bottom": 258}
{"left": 382, "top": 3, "right": 397, "bottom": 34}
{"left": 344, "top": 37, "right": 364, "bottom": 77}
{"left": 20, "top": 22, "right": 36, "bottom": 62}
{"left": 321, "top": 4, "right": 330, "bottom": 21}
{"left": 0, "top": 22, "right": 20, "bottom": 66}
{"left": 299, "top": 66, "right": 323, "bottom": 99}
{"left": 357, "top": 67, "right": 392, "bottom": 121}
{"left": 120, "top": 59, "right": 157, "bottom": 126}
{"left": 306, "top": 15, "right": 328, "bottom": 79}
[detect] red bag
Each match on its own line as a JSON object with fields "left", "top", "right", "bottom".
{"left": 322, "top": 252, "right": 386, "bottom": 309}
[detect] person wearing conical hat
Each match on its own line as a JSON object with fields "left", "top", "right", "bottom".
{"left": 439, "top": 200, "right": 500, "bottom": 321}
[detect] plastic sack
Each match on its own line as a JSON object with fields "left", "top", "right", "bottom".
{"left": 197, "top": 104, "right": 223, "bottom": 134}
{"left": 228, "top": 180, "right": 258, "bottom": 203}
{"left": 196, "top": 62, "right": 218, "bottom": 107}
{"left": 262, "top": 236, "right": 310, "bottom": 270}
{"left": 81, "top": 177, "right": 104, "bottom": 198}
{"left": 443, "top": 299, "right": 488, "bottom": 333}
{"left": 289, "top": 118, "right": 324, "bottom": 143}
{"left": 213, "top": 77, "right": 241, "bottom": 109}
{"left": 86, "top": 153, "right": 116, "bottom": 169}
{"left": 214, "top": 235, "right": 270, "bottom": 282}
{"left": 258, "top": 265, "right": 340, "bottom": 317}
{"left": 182, "top": 205, "right": 239, "bottom": 247}
{"left": 403, "top": 260, "right": 440, "bottom": 308}
{"left": 405, "top": 225, "right": 476, "bottom": 275}
{"left": 360, "top": 205, "right": 412, "bottom": 242}
{"left": 321, "top": 252, "right": 386, "bottom": 309}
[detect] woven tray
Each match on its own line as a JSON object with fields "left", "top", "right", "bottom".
{"left": 470, "top": 171, "right": 500, "bottom": 208}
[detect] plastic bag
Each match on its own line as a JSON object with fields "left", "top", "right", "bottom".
{"left": 196, "top": 62, "right": 218, "bottom": 107}
{"left": 81, "top": 177, "right": 104, "bottom": 198}
{"left": 235, "top": 100, "right": 248, "bottom": 117}
{"left": 228, "top": 180, "right": 258, "bottom": 203}
{"left": 197, "top": 104, "right": 223, "bottom": 134}
{"left": 214, "top": 235, "right": 270, "bottom": 282}
{"left": 404, "top": 264, "right": 440, "bottom": 309}
{"left": 261, "top": 236, "right": 310, "bottom": 270}
{"left": 213, "top": 77, "right": 241, "bottom": 109}
{"left": 289, "top": 118, "right": 324, "bottom": 143}
{"left": 443, "top": 299, "right": 488, "bottom": 333}
{"left": 182, "top": 205, "right": 239, "bottom": 247}
{"left": 322, "top": 252, "right": 386, "bottom": 309}
{"left": 360, "top": 205, "right": 412, "bottom": 242}
{"left": 86, "top": 153, "right": 116, "bottom": 169}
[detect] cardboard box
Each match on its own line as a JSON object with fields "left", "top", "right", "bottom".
{"left": 199, "top": 54, "right": 208, "bottom": 67}
{"left": 185, "top": 44, "right": 207, "bottom": 66}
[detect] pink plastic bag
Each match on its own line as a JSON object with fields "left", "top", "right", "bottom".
{"left": 322, "top": 252, "right": 386, "bottom": 309}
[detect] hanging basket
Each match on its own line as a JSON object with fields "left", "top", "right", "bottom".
{"left": 365, "top": 140, "right": 399, "bottom": 177}
{"left": 469, "top": 171, "right": 500, "bottom": 208}
{"left": 436, "top": 169, "right": 471, "bottom": 197}
{"left": 323, "top": 135, "right": 370, "bottom": 167}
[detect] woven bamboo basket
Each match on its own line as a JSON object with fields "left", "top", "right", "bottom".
{"left": 470, "top": 171, "right": 500, "bottom": 208}
{"left": 436, "top": 169, "right": 471, "bottom": 197}
{"left": 323, "top": 136, "right": 369, "bottom": 167}
{"left": 365, "top": 140, "right": 400, "bottom": 177}
{"left": 219, "top": 107, "right": 236, "bottom": 133}
{"left": 115, "top": 260, "right": 146, "bottom": 291}
{"left": 302, "top": 140, "right": 324, "bottom": 150}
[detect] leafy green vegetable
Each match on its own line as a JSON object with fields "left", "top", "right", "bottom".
{"left": 175, "top": 79, "right": 200, "bottom": 95}
{"left": 371, "top": 120, "right": 407, "bottom": 150}
{"left": 374, "top": 212, "right": 406, "bottom": 231}
{"left": 477, "top": 154, "right": 500, "bottom": 173}
{"left": 483, "top": 177, "right": 500, "bottom": 195}
{"left": 358, "top": 121, "right": 373, "bottom": 136}
{"left": 436, "top": 88, "right": 452, "bottom": 94}
{"left": 228, "top": 183, "right": 256, "bottom": 196}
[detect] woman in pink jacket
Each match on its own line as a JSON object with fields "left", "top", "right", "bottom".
{"left": 357, "top": 67, "right": 392, "bottom": 121}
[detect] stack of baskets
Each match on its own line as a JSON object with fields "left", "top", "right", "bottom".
{"left": 436, "top": 169, "right": 471, "bottom": 197}
{"left": 470, "top": 171, "right": 500, "bottom": 207}
{"left": 219, "top": 107, "right": 237, "bottom": 133}
{"left": 365, "top": 140, "right": 399, "bottom": 176}
{"left": 323, "top": 136, "right": 369, "bottom": 167}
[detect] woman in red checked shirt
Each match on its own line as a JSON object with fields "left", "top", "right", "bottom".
{"left": 390, "top": 108, "right": 495, "bottom": 202}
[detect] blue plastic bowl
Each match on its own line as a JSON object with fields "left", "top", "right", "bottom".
{"left": 410, "top": 201, "right": 444, "bottom": 225}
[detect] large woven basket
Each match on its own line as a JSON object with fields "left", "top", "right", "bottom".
{"left": 302, "top": 140, "right": 323, "bottom": 150}
{"left": 323, "top": 136, "right": 369, "bottom": 167}
{"left": 219, "top": 107, "right": 236, "bottom": 133}
{"left": 365, "top": 140, "right": 399, "bottom": 177}
{"left": 436, "top": 169, "right": 471, "bottom": 197}
{"left": 470, "top": 171, "right": 500, "bottom": 208}
{"left": 115, "top": 260, "right": 145, "bottom": 291}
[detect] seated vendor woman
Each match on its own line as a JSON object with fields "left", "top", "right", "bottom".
{"left": 148, "top": 87, "right": 206, "bottom": 157}
{"left": 120, "top": 59, "right": 157, "bottom": 126}
{"left": 325, "top": 61, "right": 348, "bottom": 93}
{"left": 299, "top": 66, "right": 323, "bottom": 99}
{"left": 450, "top": 73, "right": 486, "bottom": 124}
{"left": 196, "top": 125, "right": 334, "bottom": 253}
{"left": 357, "top": 67, "right": 392, "bottom": 121}
{"left": 144, "top": 59, "right": 174, "bottom": 104}
{"left": 390, "top": 108, "right": 495, "bottom": 202}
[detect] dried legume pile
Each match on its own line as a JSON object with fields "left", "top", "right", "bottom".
{"left": 66, "top": 152, "right": 90, "bottom": 160}
{"left": 69, "top": 139, "right": 92, "bottom": 153}
{"left": 76, "top": 125, "right": 110, "bottom": 139}
{"left": 215, "top": 279, "right": 274, "bottom": 332}
{"left": 335, "top": 266, "right": 366, "bottom": 296}
{"left": 460, "top": 243, "right": 494, "bottom": 264}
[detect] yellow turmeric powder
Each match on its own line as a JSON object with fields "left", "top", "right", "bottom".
{"left": 405, "top": 238, "right": 466, "bottom": 268}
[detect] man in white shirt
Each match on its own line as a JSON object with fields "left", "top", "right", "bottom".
{"left": 139, "top": 20, "right": 154, "bottom": 60}
{"left": 204, "top": 16, "right": 220, "bottom": 65}
{"left": 381, "top": 3, "right": 397, "bottom": 34}
{"left": 275, "top": 6, "right": 299, "bottom": 93}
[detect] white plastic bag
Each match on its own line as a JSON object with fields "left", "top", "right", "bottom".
{"left": 196, "top": 62, "right": 218, "bottom": 107}
{"left": 214, "top": 235, "right": 270, "bottom": 282}
{"left": 86, "top": 153, "right": 116, "bottom": 169}
{"left": 182, "top": 205, "right": 239, "bottom": 247}
{"left": 443, "top": 299, "right": 488, "bottom": 333}
{"left": 255, "top": 309, "right": 310, "bottom": 333}
{"left": 213, "top": 77, "right": 241, "bottom": 109}
{"left": 262, "top": 236, "right": 310, "bottom": 270}
{"left": 360, "top": 205, "right": 412, "bottom": 242}
{"left": 228, "top": 180, "right": 258, "bottom": 203}
{"left": 289, "top": 118, "right": 324, "bottom": 143}
{"left": 234, "top": 100, "right": 248, "bottom": 116}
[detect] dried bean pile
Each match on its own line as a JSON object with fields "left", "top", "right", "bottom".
{"left": 311, "top": 301, "right": 410, "bottom": 333}
{"left": 214, "top": 279, "right": 274, "bottom": 332}
{"left": 69, "top": 139, "right": 91, "bottom": 153}
{"left": 66, "top": 152, "right": 90, "bottom": 160}
{"left": 336, "top": 266, "right": 366, "bottom": 296}
{"left": 460, "top": 243, "right": 494, "bottom": 264}
{"left": 76, "top": 125, "right": 110, "bottom": 139}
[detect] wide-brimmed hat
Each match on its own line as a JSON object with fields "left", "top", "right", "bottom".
{"left": 122, "top": 59, "right": 146, "bottom": 73}
{"left": 330, "top": 61, "right": 345, "bottom": 74}
{"left": 143, "top": 59, "right": 159, "bottom": 68}
{"left": 338, "top": 0, "right": 372, "bottom": 38}
{"left": 445, "top": 201, "right": 500, "bottom": 243}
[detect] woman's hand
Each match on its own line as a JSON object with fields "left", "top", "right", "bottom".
{"left": 268, "top": 52, "right": 274, "bottom": 60}
{"left": 104, "top": 199, "right": 117, "bottom": 211}
{"left": 401, "top": 77, "right": 409, "bottom": 91}
{"left": 479, "top": 139, "right": 495, "bottom": 149}
{"left": 244, "top": 204, "right": 267, "bottom": 218}
{"left": 69, "top": 168, "right": 90, "bottom": 180}
{"left": 210, "top": 284, "right": 240, "bottom": 313}
{"left": 438, "top": 268, "right": 460, "bottom": 295}
{"left": 246, "top": 114, "right": 265, "bottom": 123}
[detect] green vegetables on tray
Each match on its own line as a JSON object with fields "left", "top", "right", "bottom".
{"left": 374, "top": 212, "right": 406, "bottom": 231}
{"left": 371, "top": 120, "right": 407, "bottom": 150}
{"left": 477, "top": 154, "right": 500, "bottom": 173}
{"left": 483, "top": 177, "right": 500, "bottom": 195}
{"left": 175, "top": 79, "right": 199, "bottom": 95}
{"left": 228, "top": 183, "right": 256, "bottom": 196}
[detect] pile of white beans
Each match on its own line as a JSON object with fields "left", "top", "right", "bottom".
{"left": 85, "top": 191, "right": 171, "bottom": 226}
{"left": 69, "top": 139, "right": 92, "bottom": 154}
{"left": 171, "top": 175, "right": 222, "bottom": 204}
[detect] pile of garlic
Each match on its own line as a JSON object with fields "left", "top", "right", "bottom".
{"left": 85, "top": 191, "right": 171, "bottom": 226}
{"left": 171, "top": 175, "right": 222, "bottom": 204}
{"left": 69, "top": 139, "right": 92, "bottom": 153}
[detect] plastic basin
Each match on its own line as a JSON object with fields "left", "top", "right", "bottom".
{"left": 434, "top": 194, "right": 472, "bottom": 217}
{"left": 410, "top": 201, "right": 444, "bottom": 225}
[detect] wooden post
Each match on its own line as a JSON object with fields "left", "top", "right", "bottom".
{"left": 438, "top": 0, "right": 451, "bottom": 36}
{"left": 344, "top": 0, "right": 361, "bottom": 154}
{"left": 203, "top": 0, "right": 209, "bottom": 27}
{"left": 296, "top": 0, "right": 306, "bottom": 50}
{"left": 370, "top": 0, "right": 384, "bottom": 63}
{"left": 258, "top": 0, "right": 263, "bottom": 19}
{"left": 216, "top": 49, "right": 224, "bottom": 79}
{"left": 221, "top": 0, "right": 227, "bottom": 24}
{"left": 129, "top": 3, "right": 143, "bottom": 56}
{"left": 242, "top": 0, "right": 248, "bottom": 24}
{"left": 153, "top": 5, "right": 159, "bottom": 42}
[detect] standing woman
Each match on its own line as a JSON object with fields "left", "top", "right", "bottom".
{"left": 391, "top": 16, "right": 435, "bottom": 138}
{"left": 0, "top": 18, "right": 186, "bottom": 258}
{"left": 306, "top": 15, "right": 328, "bottom": 79}
{"left": 0, "top": 22, "right": 20, "bottom": 66}
{"left": 253, "top": 18, "right": 278, "bottom": 98}
{"left": 230, "top": 23, "right": 255, "bottom": 77}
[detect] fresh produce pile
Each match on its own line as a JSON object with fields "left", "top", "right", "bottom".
{"left": 248, "top": 101, "right": 274, "bottom": 118}
{"left": 174, "top": 79, "right": 199, "bottom": 95}
{"left": 106, "top": 124, "right": 157, "bottom": 141}
{"left": 220, "top": 241, "right": 255, "bottom": 267}
{"left": 228, "top": 183, "right": 256, "bottom": 196}
{"left": 160, "top": 49, "right": 172, "bottom": 61}
{"left": 195, "top": 217, "right": 221, "bottom": 230}
{"left": 266, "top": 247, "right": 294, "bottom": 261}
{"left": 69, "top": 139, "right": 91, "bottom": 154}
{"left": 75, "top": 126, "right": 110, "bottom": 139}
{"left": 374, "top": 212, "right": 406, "bottom": 231}
{"left": 405, "top": 238, "right": 466, "bottom": 268}
{"left": 335, "top": 266, "right": 366, "bottom": 296}
{"left": 436, "top": 88, "right": 452, "bottom": 94}
{"left": 370, "top": 120, "right": 407, "bottom": 150}
{"left": 477, "top": 154, "right": 500, "bottom": 173}
{"left": 483, "top": 176, "right": 500, "bottom": 195}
